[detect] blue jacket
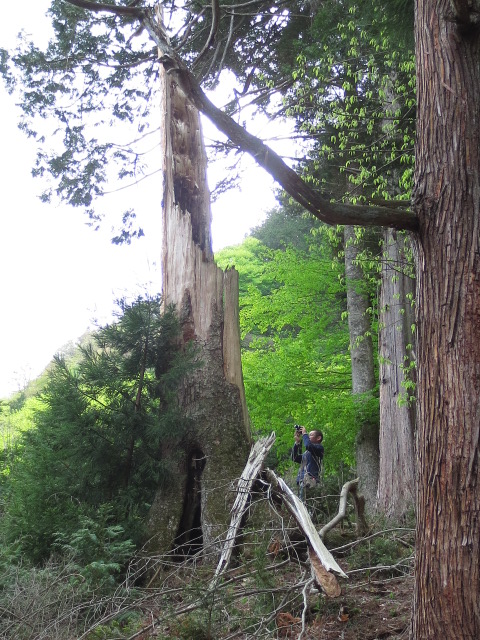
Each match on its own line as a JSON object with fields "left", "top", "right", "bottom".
{"left": 292, "top": 434, "right": 324, "bottom": 485}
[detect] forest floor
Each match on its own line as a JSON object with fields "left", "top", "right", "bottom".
{"left": 0, "top": 486, "right": 416, "bottom": 640}
{"left": 141, "top": 560, "right": 413, "bottom": 640}
{"left": 276, "top": 569, "right": 414, "bottom": 640}
{"left": 137, "top": 522, "right": 415, "bottom": 640}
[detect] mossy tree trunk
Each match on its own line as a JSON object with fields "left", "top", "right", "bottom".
{"left": 344, "top": 224, "right": 379, "bottom": 515}
{"left": 146, "top": 64, "right": 251, "bottom": 557}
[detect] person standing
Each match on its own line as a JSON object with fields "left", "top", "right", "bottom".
{"left": 292, "top": 426, "right": 324, "bottom": 500}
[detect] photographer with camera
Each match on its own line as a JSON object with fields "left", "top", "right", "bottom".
{"left": 291, "top": 425, "right": 324, "bottom": 500}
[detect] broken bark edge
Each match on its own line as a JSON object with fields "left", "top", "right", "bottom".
{"left": 209, "top": 432, "right": 276, "bottom": 590}
{"left": 264, "top": 469, "right": 347, "bottom": 579}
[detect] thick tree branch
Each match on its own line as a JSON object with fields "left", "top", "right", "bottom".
{"left": 64, "top": 0, "right": 419, "bottom": 231}
{"left": 143, "top": 13, "right": 418, "bottom": 231}
{"left": 65, "top": 0, "right": 144, "bottom": 17}
{"left": 319, "top": 478, "right": 367, "bottom": 540}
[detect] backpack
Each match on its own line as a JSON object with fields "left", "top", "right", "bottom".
{"left": 302, "top": 471, "right": 317, "bottom": 489}
{"left": 300, "top": 450, "right": 323, "bottom": 488}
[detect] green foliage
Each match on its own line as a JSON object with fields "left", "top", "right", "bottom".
{"left": 347, "top": 529, "right": 414, "bottom": 575}
{"left": 275, "top": 0, "right": 417, "bottom": 436}
{"left": 0, "top": 398, "right": 44, "bottom": 495}
{"left": 282, "top": 0, "right": 415, "bottom": 207}
{"left": 0, "top": 0, "right": 310, "bottom": 237}
{"left": 167, "top": 612, "right": 213, "bottom": 640}
{"left": 0, "top": 0, "right": 159, "bottom": 237}
{"left": 1, "top": 295, "right": 196, "bottom": 563}
{"left": 53, "top": 506, "right": 136, "bottom": 593}
{"left": 216, "top": 224, "right": 357, "bottom": 473}
{"left": 0, "top": 0, "right": 415, "bottom": 241}
{"left": 85, "top": 613, "right": 142, "bottom": 640}
{"left": 250, "top": 205, "right": 322, "bottom": 251}
{"left": 1, "top": 396, "right": 43, "bottom": 437}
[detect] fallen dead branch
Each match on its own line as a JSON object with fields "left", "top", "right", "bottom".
{"left": 211, "top": 432, "right": 276, "bottom": 586}
{"left": 205, "top": 432, "right": 347, "bottom": 599}
{"left": 8, "top": 485, "right": 413, "bottom": 640}
{"left": 319, "top": 477, "right": 368, "bottom": 539}
{"left": 264, "top": 469, "right": 347, "bottom": 597}
{"left": 5, "top": 437, "right": 415, "bottom": 640}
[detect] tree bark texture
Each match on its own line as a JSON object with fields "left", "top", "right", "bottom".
{"left": 377, "top": 229, "right": 416, "bottom": 519}
{"left": 412, "top": 2, "right": 480, "bottom": 637}
{"left": 344, "top": 225, "right": 379, "bottom": 515}
{"left": 146, "top": 66, "right": 251, "bottom": 556}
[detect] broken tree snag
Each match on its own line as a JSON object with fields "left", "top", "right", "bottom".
{"left": 319, "top": 478, "right": 368, "bottom": 540}
{"left": 146, "top": 60, "right": 251, "bottom": 557}
{"left": 211, "top": 432, "right": 276, "bottom": 586}
{"left": 264, "top": 469, "right": 347, "bottom": 596}
{"left": 140, "top": 12, "right": 418, "bottom": 231}
{"left": 222, "top": 267, "right": 249, "bottom": 424}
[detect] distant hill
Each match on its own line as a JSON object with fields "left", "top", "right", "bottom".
{"left": 4, "top": 328, "right": 96, "bottom": 405}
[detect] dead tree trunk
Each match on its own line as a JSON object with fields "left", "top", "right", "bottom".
{"left": 146, "top": 64, "right": 251, "bottom": 556}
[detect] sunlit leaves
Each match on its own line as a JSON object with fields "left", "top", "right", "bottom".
{"left": 283, "top": 1, "right": 415, "bottom": 206}
{"left": 216, "top": 218, "right": 358, "bottom": 473}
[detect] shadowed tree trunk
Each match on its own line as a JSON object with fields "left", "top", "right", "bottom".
{"left": 344, "top": 225, "right": 379, "bottom": 514}
{"left": 376, "top": 71, "right": 416, "bottom": 521}
{"left": 146, "top": 63, "right": 251, "bottom": 556}
{"left": 377, "top": 229, "right": 416, "bottom": 519}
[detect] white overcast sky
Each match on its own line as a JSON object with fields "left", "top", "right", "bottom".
{"left": 0, "top": 1, "right": 290, "bottom": 397}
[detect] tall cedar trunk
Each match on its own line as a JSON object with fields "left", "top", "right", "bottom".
{"left": 376, "top": 74, "right": 416, "bottom": 519}
{"left": 377, "top": 229, "right": 416, "bottom": 519}
{"left": 146, "top": 65, "right": 251, "bottom": 556}
{"left": 344, "top": 225, "right": 379, "bottom": 514}
{"left": 412, "top": 2, "right": 480, "bottom": 637}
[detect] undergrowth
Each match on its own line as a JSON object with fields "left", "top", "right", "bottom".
{"left": 0, "top": 481, "right": 414, "bottom": 640}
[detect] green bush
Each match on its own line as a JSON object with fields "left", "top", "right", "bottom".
{"left": 53, "top": 505, "right": 136, "bottom": 593}
{"left": 347, "top": 530, "right": 414, "bottom": 574}
{"left": 1, "top": 295, "right": 196, "bottom": 564}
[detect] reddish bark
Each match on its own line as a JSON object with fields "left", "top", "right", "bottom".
{"left": 412, "top": 2, "right": 480, "bottom": 637}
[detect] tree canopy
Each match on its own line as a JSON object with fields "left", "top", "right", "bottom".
{"left": 216, "top": 210, "right": 375, "bottom": 473}
{"left": 0, "top": 0, "right": 418, "bottom": 232}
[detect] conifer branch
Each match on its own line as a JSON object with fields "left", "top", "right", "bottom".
{"left": 63, "top": 0, "right": 419, "bottom": 231}
{"left": 65, "top": 0, "right": 144, "bottom": 18}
